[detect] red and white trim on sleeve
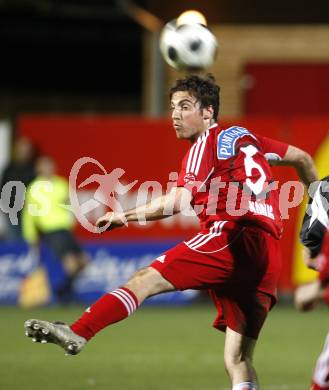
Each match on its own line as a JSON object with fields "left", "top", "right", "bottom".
{"left": 186, "top": 129, "right": 210, "bottom": 177}
{"left": 110, "top": 288, "right": 138, "bottom": 315}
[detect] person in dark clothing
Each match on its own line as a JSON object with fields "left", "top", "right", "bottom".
{"left": 0, "top": 137, "right": 36, "bottom": 240}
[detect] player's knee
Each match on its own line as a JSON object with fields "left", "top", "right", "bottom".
{"left": 224, "top": 352, "right": 252, "bottom": 373}
{"left": 224, "top": 353, "right": 236, "bottom": 373}
{"left": 128, "top": 267, "right": 151, "bottom": 284}
{"left": 125, "top": 267, "right": 174, "bottom": 299}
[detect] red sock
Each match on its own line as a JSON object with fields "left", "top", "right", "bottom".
{"left": 70, "top": 287, "right": 138, "bottom": 340}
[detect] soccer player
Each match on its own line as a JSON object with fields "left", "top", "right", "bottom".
{"left": 294, "top": 176, "right": 329, "bottom": 390}
{"left": 24, "top": 75, "right": 317, "bottom": 390}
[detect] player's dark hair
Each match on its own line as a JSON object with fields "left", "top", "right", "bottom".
{"left": 169, "top": 74, "right": 220, "bottom": 120}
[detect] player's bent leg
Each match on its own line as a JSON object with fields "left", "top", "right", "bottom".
{"left": 24, "top": 267, "right": 175, "bottom": 355}
{"left": 224, "top": 327, "right": 258, "bottom": 389}
{"left": 124, "top": 266, "right": 175, "bottom": 303}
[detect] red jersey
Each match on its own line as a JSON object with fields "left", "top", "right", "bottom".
{"left": 177, "top": 124, "right": 289, "bottom": 239}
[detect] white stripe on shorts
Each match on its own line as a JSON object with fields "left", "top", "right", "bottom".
{"left": 185, "top": 232, "right": 211, "bottom": 248}
{"left": 185, "top": 221, "right": 227, "bottom": 251}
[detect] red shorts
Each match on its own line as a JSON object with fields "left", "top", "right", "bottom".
{"left": 150, "top": 220, "right": 282, "bottom": 339}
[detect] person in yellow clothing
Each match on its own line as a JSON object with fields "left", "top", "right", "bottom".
{"left": 22, "top": 156, "right": 88, "bottom": 303}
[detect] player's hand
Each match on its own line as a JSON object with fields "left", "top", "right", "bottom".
{"left": 96, "top": 212, "right": 126, "bottom": 232}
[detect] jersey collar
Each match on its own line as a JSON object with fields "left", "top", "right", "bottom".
{"left": 195, "top": 122, "right": 218, "bottom": 143}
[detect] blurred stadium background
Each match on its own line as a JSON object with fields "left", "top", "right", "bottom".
{"left": 0, "top": 1, "right": 328, "bottom": 389}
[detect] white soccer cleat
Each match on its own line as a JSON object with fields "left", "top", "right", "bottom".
{"left": 24, "top": 319, "right": 86, "bottom": 355}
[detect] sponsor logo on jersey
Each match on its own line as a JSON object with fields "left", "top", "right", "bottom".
{"left": 217, "top": 126, "right": 252, "bottom": 160}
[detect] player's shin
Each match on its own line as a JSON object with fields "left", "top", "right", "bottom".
{"left": 70, "top": 287, "right": 139, "bottom": 340}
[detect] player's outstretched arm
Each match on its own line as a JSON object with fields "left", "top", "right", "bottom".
{"left": 273, "top": 145, "right": 318, "bottom": 187}
{"left": 96, "top": 187, "right": 191, "bottom": 231}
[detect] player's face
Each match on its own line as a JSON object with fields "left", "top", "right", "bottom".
{"left": 170, "top": 91, "right": 210, "bottom": 142}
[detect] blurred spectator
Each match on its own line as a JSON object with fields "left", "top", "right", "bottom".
{"left": 22, "top": 156, "right": 88, "bottom": 303}
{"left": 0, "top": 137, "right": 36, "bottom": 241}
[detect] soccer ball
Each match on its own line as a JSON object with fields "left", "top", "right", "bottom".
{"left": 159, "top": 20, "right": 218, "bottom": 71}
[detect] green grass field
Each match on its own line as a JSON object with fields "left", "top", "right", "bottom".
{"left": 0, "top": 303, "right": 327, "bottom": 390}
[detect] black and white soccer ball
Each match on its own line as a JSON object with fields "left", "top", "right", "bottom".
{"left": 159, "top": 20, "right": 218, "bottom": 71}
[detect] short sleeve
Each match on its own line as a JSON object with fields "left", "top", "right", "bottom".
{"left": 257, "top": 135, "right": 289, "bottom": 162}
{"left": 177, "top": 132, "right": 214, "bottom": 192}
